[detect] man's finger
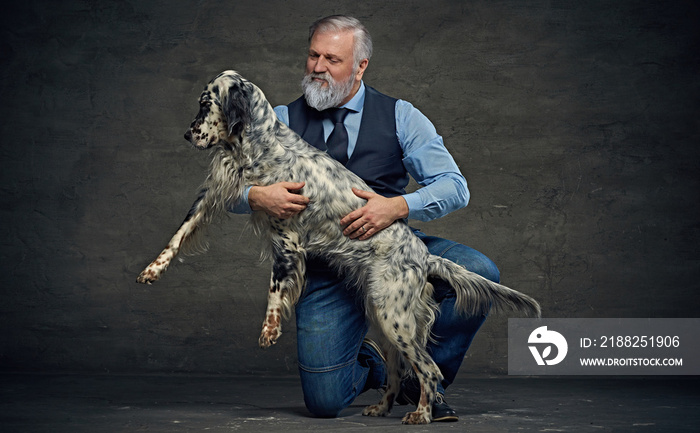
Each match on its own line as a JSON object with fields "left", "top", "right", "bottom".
{"left": 343, "top": 218, "right": 366, "bottom": 237}
{"left": 282, "top": 181, "right": 306, "bottom": 191}
{"left": 340, "top": 210, "right": 362, "bottom": 227}
{"left": 351, "top": 187, "right": 375, "bottom": 199}
{"left": 289, "top": 194, "right": 310, "bottom": 205}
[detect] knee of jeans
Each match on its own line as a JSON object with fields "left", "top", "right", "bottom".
{"left": 466, "top": 258, "right": 500, "bottom": 284}
{"left": 433, "top": 242, "right": 501, "bottom": 284}
{"left": 482, "top": 261, "right": 501, "bottom": 284}
{"left": 299, "top": 367, "right": 354, "bottom": 418}
{"left": 304, "top": 393, "right": 346, "bottom": 418}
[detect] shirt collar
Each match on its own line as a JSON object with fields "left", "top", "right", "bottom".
{"left": 340, "top": 81, "right": 365, "bottom": 113}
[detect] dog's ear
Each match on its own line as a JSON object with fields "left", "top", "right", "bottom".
{"left": 222, "top": 81, "right": 252, "bottom": 136}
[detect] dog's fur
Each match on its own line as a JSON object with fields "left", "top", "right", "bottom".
{"left": 137, "top": 70, "right": 540, "bottom": 424}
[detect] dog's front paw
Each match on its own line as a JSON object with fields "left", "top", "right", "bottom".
{"left": 259, "top": 309, "right": 282, "bottom": 348}
{"left": 259, "top": 326, "right": 281, "bottom": 348}
{"left": 136, "top": 264, "right": 163, "bottom": 284}
{"left": 259, "top": 318, "right": 282, "bottom": 348}
{"left": 136, "top": 250, "right": 174, "bottom": 284}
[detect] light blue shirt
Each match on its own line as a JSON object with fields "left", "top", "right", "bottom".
{"left": 232, "top": 82, "right": 469, "bottom": 222}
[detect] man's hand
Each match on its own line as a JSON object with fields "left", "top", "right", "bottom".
{"left": 249, "top": 182, "right": 309, "bottom": 219}
{"left": 340, "top": 188, "right": 409, "bottom": 240}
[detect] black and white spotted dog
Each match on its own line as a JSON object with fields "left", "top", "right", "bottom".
{"left": 137, "top": 70, "right": 540, "bottom": 424}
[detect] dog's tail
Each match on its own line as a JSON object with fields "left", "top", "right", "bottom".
{"left": 427, "top": 255, "right": 541, "bottom": 318}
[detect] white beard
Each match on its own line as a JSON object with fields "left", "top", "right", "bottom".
{"left": 301, "top": 72, "right": 356, "bottom": 111}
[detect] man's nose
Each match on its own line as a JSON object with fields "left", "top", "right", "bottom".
{"left": 313, "top": 57, "right": 327, "bottom": 73}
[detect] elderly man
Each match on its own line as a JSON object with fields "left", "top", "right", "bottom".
{"left": 231, "top": 15, "right": 500, "bottom": 421}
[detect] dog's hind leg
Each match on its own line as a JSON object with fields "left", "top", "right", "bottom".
{"left": 400, "top": 347, "right": 441, "bottom": 424}
{"left": 362, "top": 342, "right": 401, "bottom": 418}
{"left": 372, "top": 308, "right": 441, "bottom": 424}
{"left": 363, "top": 274, "right": 441, "bottom": 424}
{"left": 259, "top": 230, "right": 306, "bottom": 348}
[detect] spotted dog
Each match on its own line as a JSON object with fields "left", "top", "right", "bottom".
{"left": 137, "top": 70, "right": 541, "bottom": 424}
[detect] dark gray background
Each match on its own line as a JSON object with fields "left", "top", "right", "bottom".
{"left": 1, "top": 0, "right": 698, "bottom": 376}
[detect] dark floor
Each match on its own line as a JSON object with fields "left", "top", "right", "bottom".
{"left": 0, "top": 373, "right": 698, "bottom": 432}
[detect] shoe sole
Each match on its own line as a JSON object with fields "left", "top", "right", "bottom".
{"left": 432, "top": 414, "right": 459, "bottom": 422}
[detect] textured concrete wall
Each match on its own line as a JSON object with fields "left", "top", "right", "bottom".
{"left": 1, "top": 0, "right": 698, "bottom": 375}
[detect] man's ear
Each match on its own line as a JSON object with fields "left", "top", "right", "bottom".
{"left": 355, "top": 58, "right": 369, "bottom": 81}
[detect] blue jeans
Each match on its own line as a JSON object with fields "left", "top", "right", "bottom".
{"left": 295, "top": 229, "right": 500, "bottom": 417}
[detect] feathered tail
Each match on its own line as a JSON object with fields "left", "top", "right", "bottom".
{"left": 427, "top": 255, "right": 541, "bottom": 318}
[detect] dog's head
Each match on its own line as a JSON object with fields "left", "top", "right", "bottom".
{"left": 184, "top": 70, "right": 253, "bottom": 149}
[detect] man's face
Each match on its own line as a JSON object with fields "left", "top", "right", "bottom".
{"left": 306, "top": 29, "right": 357, "bottom": 90}
{"left": 302, "top": 29, "right": 368, "bottom": 110}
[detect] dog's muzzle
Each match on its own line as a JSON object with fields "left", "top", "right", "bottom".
{"left": 183, "top": 127, "right": 214, "bottom": 149}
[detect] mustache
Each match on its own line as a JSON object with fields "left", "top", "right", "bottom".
{"left": 305, "top": 72, "right": 333, "bottom": 83}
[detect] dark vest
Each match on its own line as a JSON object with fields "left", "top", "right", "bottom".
{"left": 287, "top": 86, "right": 409, "bottom": 198}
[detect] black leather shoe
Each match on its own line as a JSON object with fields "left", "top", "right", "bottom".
{"left": 431, "top": 393, "right": 458, "bottom": 422}
{"left": 395, "top": 378, "right": 419, "bottom": 406}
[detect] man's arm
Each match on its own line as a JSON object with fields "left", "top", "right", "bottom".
{"left": 228, "top": 106, "right": 310, "bottom": 218}
{"left": 397, "top": 99, "right": 470, "bottom": 221}
{"left": 340, "top": 100, "right": 469, "bottom": 240}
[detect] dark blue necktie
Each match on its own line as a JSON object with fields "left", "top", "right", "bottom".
{"left": 325, "top": 108, "right": 350, "bottom": 165}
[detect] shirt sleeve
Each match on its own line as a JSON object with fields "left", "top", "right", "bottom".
{"left": 228, "top": 105, "right": 290, "bottom": 214}
{"left": 396, "top": 100, "right": 470, "bottom": 221}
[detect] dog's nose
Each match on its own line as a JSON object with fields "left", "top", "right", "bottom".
{"left": 184, "top": 130, "right": 192, "bottom": 141}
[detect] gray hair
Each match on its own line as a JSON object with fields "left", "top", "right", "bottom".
{"left": 309, "top": 15, "right": 373, "bottom": 68}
